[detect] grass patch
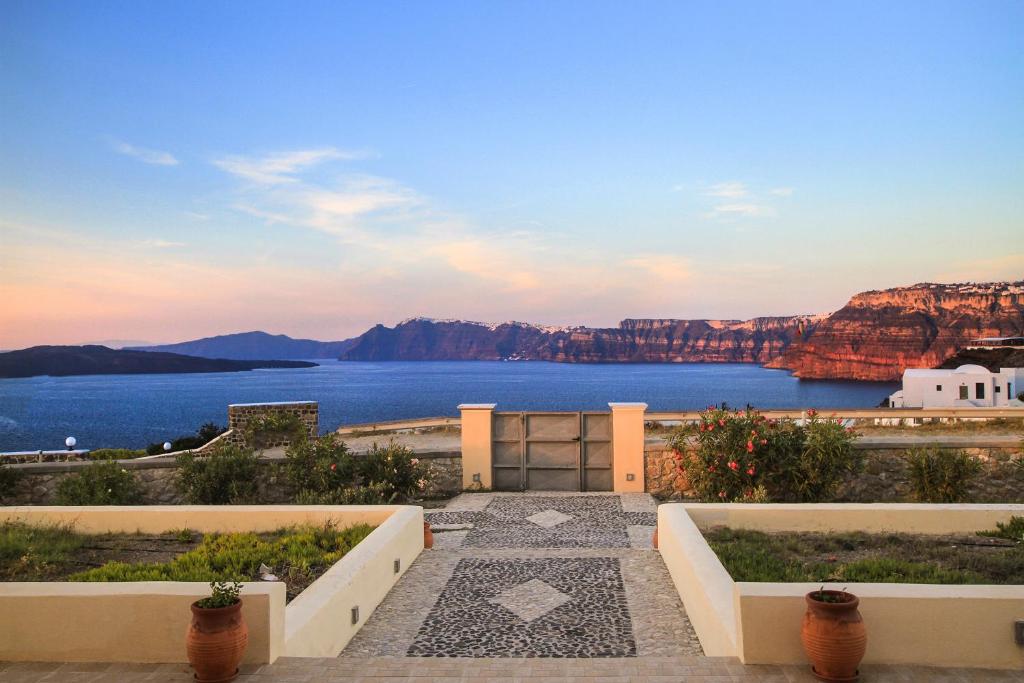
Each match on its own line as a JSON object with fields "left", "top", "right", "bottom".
{"left": 704, "top": 527, "right": 1023, "bottom": 585}
{"left": 1, "top": 521, "right": 376, "bottom": 602}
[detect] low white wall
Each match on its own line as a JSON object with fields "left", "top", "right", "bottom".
{"left": 659, "top": 503, "right": 1024, "bottom": 669}
{"left": 0, "top": 505, "right": 424, "bottom": 663}
{"left": 285, "top": 505, "right": 423, "bottom": 656}
{"left": 0, "top": 582, "right": 285, "bottom": 663}
{"left": 657, "top": 504, "right": 736, "bottom": 655}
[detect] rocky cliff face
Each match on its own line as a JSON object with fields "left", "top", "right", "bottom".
{"left": 340, "top": 316, "right": 818, "bottom": 363}
{"left": 769, "top": 282, "right": 1024, "bottom": 381}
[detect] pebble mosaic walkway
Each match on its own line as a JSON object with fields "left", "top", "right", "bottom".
{"left": 344, "top": 492, "right": 701, "bottom": 659}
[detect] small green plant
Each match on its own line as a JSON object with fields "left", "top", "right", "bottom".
{"left": 173, "top": 528, "right": 195, "bottom": 543}
{"left": 0, "top": 465, "right": 22, "bottom": 502}
{"left": 293, "top": 482, "right": 396, "bottom": 505}
{"left": 175, "top": 444, "right": 261, "bottom": 504}
{"left": 979, "top": 516, "right": 1024, "bottom": 542}
{"left": 0, "top": 522, "right": 83, "bottom": 580}
{"left": 906, "top": 447, "right": 982, "bottom": 503}
{"left": 55, "top": 461, "right": 143, "bottom": 505}
{"left": 810, "top": 586, "right": 852, "bottom": 603}
{"left": 196, "top": 580, "right": 242, "bottom": 609}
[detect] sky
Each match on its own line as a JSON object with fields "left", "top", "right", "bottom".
{"left": 1, "top": 1, "right": 1022, "bottom": 349}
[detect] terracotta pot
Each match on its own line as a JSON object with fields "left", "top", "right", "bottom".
{"left": 423, "top": 521, "right": 434, "bottom": 549}
{"left": 187, "top": 600, "right": 248, "bottom": 683}
{"left": 801, "top": 590, "right": 867, "bottom": 683}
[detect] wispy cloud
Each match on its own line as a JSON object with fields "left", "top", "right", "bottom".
{"left": 703, "top": 181, "right": 748, "bottom": 198}
{"left": 769, "top": 187, "right": 794, "bottom": 196}
{"left": 110, "top": 139, "right": 179, "bottom": 166}
{"left": 624, "top": 254, "right": 692, "bottom": 283}
{"left": 213, "top": 147, "right": 365, "bottom": 185}
{"left": 704, "top": 203, "right": 776, "bottom": 219}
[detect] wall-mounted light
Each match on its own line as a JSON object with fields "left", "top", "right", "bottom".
{"left": 351, "top": 606, "right": 360, "bottom": 625}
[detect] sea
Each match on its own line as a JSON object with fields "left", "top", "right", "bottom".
{"left": 0, "top": 361, "right": 898, "bottom": 451}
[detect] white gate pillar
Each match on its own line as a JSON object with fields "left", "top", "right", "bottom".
{"left": 609, "top": 402, "right": 647, "bottom": 493}
{"left": 458, "top": 404, "right": 496, "bottom": 490}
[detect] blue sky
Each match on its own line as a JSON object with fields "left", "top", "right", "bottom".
{"left": 1, "top": 1, "right": 1022, "bottom": 347}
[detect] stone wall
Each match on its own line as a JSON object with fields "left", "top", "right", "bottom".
{"left": 0, "top": 450, "right": 463, "bottom": 506}
{"left": 226, "top": 401, "right": 319, "bottom": 449}
{"left": 645, "top": 443, "right": 1024, "bottom": 503}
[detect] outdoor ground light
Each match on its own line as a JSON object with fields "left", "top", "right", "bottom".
{"left": 65, "top": 436, "right": 76, "bottom": 451}
{"left": 163, "top": 442, "right": 172, "bottom": 452}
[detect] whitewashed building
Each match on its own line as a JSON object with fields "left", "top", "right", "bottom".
{"left": 888, "top": 364, "right": 1024, "bottom": 408}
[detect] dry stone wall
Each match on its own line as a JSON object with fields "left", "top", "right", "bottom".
{"left": 645, "top": 443, "right": 1024, "bottom": 503}
{"left": 226, "top": 401, "right": 319, "bottom": 449}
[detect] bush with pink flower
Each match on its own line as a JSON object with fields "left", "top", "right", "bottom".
{"left": 666, "top": 407, "right": 860, "bottom": 503}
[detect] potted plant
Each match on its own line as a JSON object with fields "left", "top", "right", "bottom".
{"left": 800, "top": 587, "right": 867, "bottom": 682}
{"left": 186, "top": 581, "right": 248, "bottom": 683}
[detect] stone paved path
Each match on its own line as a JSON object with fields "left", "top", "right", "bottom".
{"left": 345, "top": 492, "right": 699, "bottom": 659}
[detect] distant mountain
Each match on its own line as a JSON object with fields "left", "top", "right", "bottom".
{"left": 79, "top": 339, "right": 152, "bottom": 349}
{"left": 0, "top": 345, "right": 317, "bottom": 379}
{"left": 129, "top": 331, "right": 356, "bottom": 360}
{"left": 768, "top": 281, "right": 1024, "bottom": 381}
{"left": 340, "top": 316, "right": 819, "bottom": 363}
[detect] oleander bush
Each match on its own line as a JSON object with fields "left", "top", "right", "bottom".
{"left": 175, "top": 443, "right": 261, "bottom": 504}
{"left": 55, "top": 460, "right": 144, "bottom": 505}
{"left": 357, "top": 441, "right": 427, "bottom": 501}
{"left": 906, "top": 447, "right": 982, "bottom": 503}
{"left": 283, "top": 434, "right": 356, "bottom": 498}
{"left": 666, "top": 407, "right": 860, "bottom": 503}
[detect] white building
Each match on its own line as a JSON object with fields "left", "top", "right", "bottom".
{"left": 888, "top": 364, "right": 1024, "bottom": 408}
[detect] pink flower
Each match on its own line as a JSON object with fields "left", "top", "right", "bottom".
{"left": 728, "top": 461, "right": 739, "bottom": 471}
{"left": 746, "top": 467, "right": 755, "bottom": 476}
{"left": 807, "top": 408, "right": 818, "bottom": 417}
{"left": 760, "top": 439, "right": 767, "bottom": 446}
{"left": 718, "top": 491, "right": 727, "bottom": 499}
{"left": 410, "top": 458, "right": 420, "bottom": 466}
{"left": 746, "top": 441, "right": 754, "bottom": 453}
{"left": 718, "top": 419, "right": 726, "bottom": 427}
{"left": 330, "top": 463, "right": 337, "bottom": 471}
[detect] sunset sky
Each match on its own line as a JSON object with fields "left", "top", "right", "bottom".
{"left": 2, "top": 1, "right": 1022, "bottom": 349}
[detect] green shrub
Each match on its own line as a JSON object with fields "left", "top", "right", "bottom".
{"left": 357, "top": 441, "right": 427, "bottom": 500}
{"left": 0, "top": 466, "right": 21, "bottom": 502}
{"left": 88, "top": 448, "right": 146, "bottom": 460}
{"left": 55, "top": 461, "right": 143, "bottom": 505}
{"left": 146, "top": 422, "right": 227, "bottom": 455}
{"left": 69, "top": 523, "right": 375, "bottom": 583}
{"left": 283, "top": 435, "right": 356, "bottom": 498}
{"left": 175, "top": 444, "right": 261, "bottom": 504}
{"left": 906, "top": 447, "right": 982, "bottom": 503}
{"left": 979, "top": 515, "right": 1024, "bottom": 542}
{"left": 667, "top": 407, "right": 860, "bottom": 503}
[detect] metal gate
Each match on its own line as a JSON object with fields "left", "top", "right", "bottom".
{"left": 491, "top": 411, "right": 613, "bottom": 491}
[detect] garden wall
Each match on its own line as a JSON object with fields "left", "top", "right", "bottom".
{"left": 659, "top": 503, "right": 1024, "bottom": 669}
{"left": 0, "top": 451, "right": 463, "bottom": 506}
{"left": 0, "top": 505, "right": 423, "bottom": 662}
{"left": 645, "top": 443, "right": 1024, "bottom": 503}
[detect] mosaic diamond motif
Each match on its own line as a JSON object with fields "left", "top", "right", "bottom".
{"left": 407, "top": 557, "right": 636, "bottom": 657}
{"left": 488, "top": 578, "right": 571, "bottom": 622}
{"left": 525, "top": 508, "right": 572, "bottom": 528}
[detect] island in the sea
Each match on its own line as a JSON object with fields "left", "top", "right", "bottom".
{"left": 0, "top": 345, "right": 317, "bottom": 379}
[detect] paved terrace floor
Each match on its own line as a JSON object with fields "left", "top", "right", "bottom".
{"left": 0, "top": 493, "right": 1018, "bottom": 682}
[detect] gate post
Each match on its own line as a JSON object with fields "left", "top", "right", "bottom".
{"left": 459, "top": 404, "right": 496, "bottom": 490}
{"left": 608, "top": 402, "right": 647, "bottom": 493}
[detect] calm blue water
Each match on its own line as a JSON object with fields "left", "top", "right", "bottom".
{"left": 0, "top": 361, "right": 897, "bottom": 451}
